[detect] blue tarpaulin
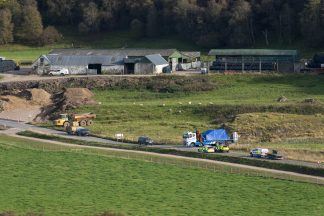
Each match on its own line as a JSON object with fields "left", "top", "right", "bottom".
{"left": 202, "top": 129, "right": 230, "bottom": 141}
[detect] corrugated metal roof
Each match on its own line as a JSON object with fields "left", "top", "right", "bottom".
{"left": 47, "top": 54, "right": 125, "bottom": 66}
{"left": 208, "top": 49, "right": 298, "bottom": 56}
{"left": 50, "top": 48, "right": 178, "bottom": 57}
{"left": 181, "top": 51, "right": 201, "bottom": 58}
{"left": 145, "top": 54, "right": 169, "bottom": 65}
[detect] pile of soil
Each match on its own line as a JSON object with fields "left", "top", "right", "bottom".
{"left": 17, "top": 88, "right": 52, "bottom": 106}
{"left": 0, "top": 95, "right": 32, "bottom": 111}
{"left": 37, "top": 88, "right": 98, "bottom": 121}
{"left": 59, "top": 88, "right": 97, "bottom": 110}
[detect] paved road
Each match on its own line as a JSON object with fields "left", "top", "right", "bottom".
{"left": 0, "top": 118, "right": 323, "bottom": 170}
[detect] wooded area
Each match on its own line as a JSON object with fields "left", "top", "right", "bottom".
{"left": 0, "top": 0, "right": 324, "bottom": 48}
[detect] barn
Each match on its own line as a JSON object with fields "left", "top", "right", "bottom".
{"left": 208, "top": 49, "right": 298, "bottom": 73}
{"left": 32, "top": 49, "right": 189, "bottom": 75}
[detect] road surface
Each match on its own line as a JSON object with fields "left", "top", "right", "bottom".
{"left": 0, "top": 118, "right": 323, "bottom": 170}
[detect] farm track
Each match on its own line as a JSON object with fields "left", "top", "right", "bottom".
{"left": 0, "top": 119, "right": 323, "bottom": 184}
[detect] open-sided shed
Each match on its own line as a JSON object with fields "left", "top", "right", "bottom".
{"left": 208, "top": 49, "right": 298, "bottom": 72}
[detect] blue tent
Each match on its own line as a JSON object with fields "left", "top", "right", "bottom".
{"left": 202, "top": 129, "right": 230, "bottom": 141}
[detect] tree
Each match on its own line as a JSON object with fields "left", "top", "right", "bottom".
{"left": 15, "top": 0, "right": 43, "bottom": 44}
{"left": 0, "top": 9, "right": 14, "bottom": 44}
{"left": 41, "top": 26, "right": 61, "bottom": 45}
{"left": 227, "top": 0, "right": 252, "bottom": 46}
{"left": 300, "top": 0, "right": 322, "bottom": 46}
{"left": 78, "top": 2, "right": 100, "bottom": 33}
{"left": 130, "top": 19, "right": 144, "bottom": 39}
{"left": 146, "top": 5, "right": 159, "bottom": 37}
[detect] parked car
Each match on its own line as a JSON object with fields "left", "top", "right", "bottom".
{"left": 138, "top": 136, "right": 154, "bottom": 145}
{"left": 162, "top": 66, "right": 172, "bottom": 74}
{"left": 76, "top": 128, "right": 90, "bottom": 136}
{"left": 201, "top": 67, "right": 208, "bottom": 74}
{"left": 48, "top": 68, "right": 69, "bottom": 76}
{"left": 198, "top": 146, "right": 215, "bottom": 153}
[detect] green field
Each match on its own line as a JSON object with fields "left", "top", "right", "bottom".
{"left": 75, "top": 74, "right": 324, "bottom": 142}
{"left": 0, "top": 135, "right": 323, "bottom": 216}
{"left": 70, "top": 74, "right": 324, "bottom": 161}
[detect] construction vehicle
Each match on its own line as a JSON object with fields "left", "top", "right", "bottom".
{"left": 66, "top": 121, "right": 90, "bottom": 136}
{"left": 183, "top": 129, "right": 238, "bottom": 147}
{"left": 54, "top": 113, "right": 96, "bottom": 128}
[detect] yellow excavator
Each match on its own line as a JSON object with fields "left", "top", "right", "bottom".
{"left": 54, "top": 113, "right": 96, "bottom": 128}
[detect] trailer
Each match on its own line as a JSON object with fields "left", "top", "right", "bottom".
{"left": 183, "top": 129, "right": 238, "bottom": 147}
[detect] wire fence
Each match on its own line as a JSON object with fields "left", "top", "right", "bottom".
{"left": 9, "top": 140, "right": 324, "bottom": 186}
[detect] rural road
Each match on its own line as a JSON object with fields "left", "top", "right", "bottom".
{"left": 0, "top": 118, "right": 323, "bottom": 170}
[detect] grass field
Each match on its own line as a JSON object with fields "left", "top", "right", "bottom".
{"left": 68, "top": 74, "right": 324, "bottom": 161}
{"left": 74, "top": 74, "right": 324, "bottom": 143}
{"left": 0, "top": 135, "right": 323, "bottom": 216}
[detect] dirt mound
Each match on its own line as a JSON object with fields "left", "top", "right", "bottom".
{"left": 17, "top": 88, "right": 52, "bottom": 106}
{"left": 36, "top": 88, "right": 97, "bottom": 121}
{"left": 0, "top": 95, "right": 42, "bottom": 122}
{"left": 0, "top": 95, "right": 33, "bottom": 111}
{"left": 29, "top": 89, "right": 52, "bottom": 105}
{"left": 228, "top": 112, "right": 324, "bottom": 143}
{"left": 62, "top": 88, "right": 97, "bottom": 109}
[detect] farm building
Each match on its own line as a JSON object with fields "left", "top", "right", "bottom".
{"left": 32, "top": 49, "right": 200, "bottom": 75}
{"left": 208, "top": 49, "right": 298, "bottom": 73}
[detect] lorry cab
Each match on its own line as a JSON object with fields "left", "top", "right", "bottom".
{"left": 183, "top": 132, "right": 197, "bottom": 147}
{"left": 183, "top": 129, "right": 239, "bottom": 147}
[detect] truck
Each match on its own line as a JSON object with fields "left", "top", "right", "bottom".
{"left": 54, "top": 113, "right": 96, "bottom": 128}
{"left": 250, "top": 148, "right": 283, "bottom": 160}
{"left": 183, "top": 129, "right": 238, "bottom": 147}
